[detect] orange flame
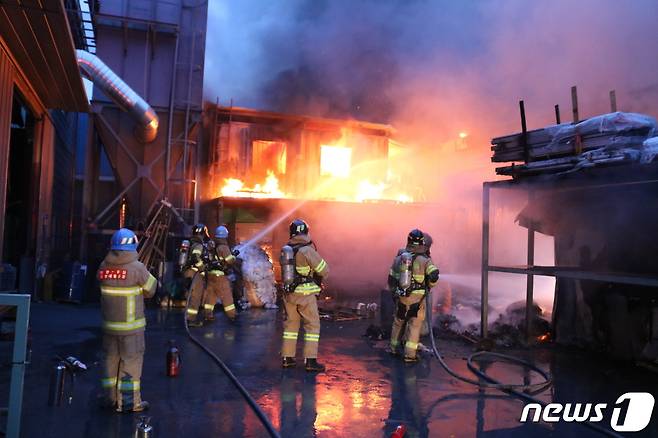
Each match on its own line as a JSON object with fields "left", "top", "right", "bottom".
{"left": 220, "top": 170, "right": 288, "bottom": 199}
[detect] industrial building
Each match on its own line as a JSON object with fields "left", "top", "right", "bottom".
{"left": 0, "top": 1, "right": 657, "bottom": 438}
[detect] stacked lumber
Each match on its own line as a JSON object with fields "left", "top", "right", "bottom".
{"left": 491, "top": 112, "right": 657, "bottom": 177}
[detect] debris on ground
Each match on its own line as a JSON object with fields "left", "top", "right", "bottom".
{"left": 434, "top": 301, "right": 551, "bottom": 347}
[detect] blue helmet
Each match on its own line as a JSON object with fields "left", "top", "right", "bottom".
{"left": 111, "top": 228, "right": 139, "bottom": 251}
{"left": 215, "top": 226, "right": 229, "bottom": 239}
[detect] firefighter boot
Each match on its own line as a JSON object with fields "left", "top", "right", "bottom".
{"left": 119, "top": 400, "right": 150, "bottom": 413}
{"left": 282, "top": 357, "right": 297, "bottom": 368}
{"left": 305, "top": 358, "right": 325, "bottom": 372}
{"left": 403, "top": 355, "right": 420, "bottom": 364}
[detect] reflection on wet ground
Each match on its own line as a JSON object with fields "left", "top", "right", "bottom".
{"left": 1, "top": 303, "right": 657, "bottom": 437}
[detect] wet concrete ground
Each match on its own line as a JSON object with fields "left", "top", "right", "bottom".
{"left": 1, "top": 302, "right": 658, "bottom": 437}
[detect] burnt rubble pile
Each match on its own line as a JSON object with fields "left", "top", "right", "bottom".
{"left": 435, "top": 301, "right": 551, "bottom": 347}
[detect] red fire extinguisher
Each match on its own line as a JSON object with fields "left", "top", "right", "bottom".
{"left": 391, "top": 424, "right": 406, "bottom": 438}
{"left": 166, "top": 340, "right": 181, "bottom": 377}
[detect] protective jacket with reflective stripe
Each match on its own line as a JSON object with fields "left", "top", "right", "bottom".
{"left": 287, "top": 234, "right": 329, "bottom": 295}
{"left": 390, "top": 244, "right": 439, "bottom": 295}
{"left": 98, "top": 250, "right": 157, "bottom": 336}
{"left": 209, "top": 238, "right": 235, "bottom": 275}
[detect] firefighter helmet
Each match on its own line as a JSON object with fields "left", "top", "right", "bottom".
{"left": 192, "top": 223, "right": 209, "bottom": 239}
{"left": 110, "top": 228, "right": 139, "bottom": 251}
{"left": 407, "top": 229, "right": 425, "bottom": 246}
{"left": 289, "top": 219, "right": 309, "bottom": 237}
{"left": 214, "top": 225, "right": 229, "bottom": 239}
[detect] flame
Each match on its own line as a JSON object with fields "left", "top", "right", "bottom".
{"left": 217, "top": 128, "right": 416, "bottom": 203}
{"left": 537, "top": 333, "right": 550, "bottom": 343}
{"left": 219, "top": 170, "right": 287, "bottom": 199}
{"left": 320, "top": 145, "right": 352, "bottom": 178}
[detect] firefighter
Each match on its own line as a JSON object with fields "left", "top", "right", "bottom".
{"left": 98, "top": 228, "right": 157, "bottom": 412}
{"left": 280, "top": 219, "right": 329, "bottom": 372}
{"left": 205, "top": 226, "right": 239, "bottom": 321}
{"left": 388, "top": 229, "right": 440, "bottom": 363}
{"left": 185, "top": 223, "right": 210, "bottom": 327}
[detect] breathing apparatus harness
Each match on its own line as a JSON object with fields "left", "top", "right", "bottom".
{"left": 280, "top": 241, "right": 321, "bottom": 293}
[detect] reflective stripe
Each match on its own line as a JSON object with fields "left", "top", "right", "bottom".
{"left": 412, "top": 274, "right": 425, "bottom": 283}
{"left": 294, "top": 283, "right": 321, "bottom": 295}
{"left": 100, "top": 286, "right": 142, "bottom": 296}
{"left": 142, "top": 274, "right": 157, "bottom": 291}
{"left": 296, "top": 265, "right": 311, "bottom": 276}
{"left": 314, "top": 259, "right": 327, "bottom": 273}
{"left": 283, "top": 331, "right": 298, "bottom": 340}
{"left": 102, "top": 377, "right": 117, "bottom": 388}
{"left": 209, "top": 270, "right": 224, "bottom": 276}
{"left": 225, "top": 255, "right": 236, "bottom": 263}
{"left": 103, "top": 318, "right": 146, "bottom": 331}
{"left": 192, "top": 248, "right": 202, "bottom": 255}
{"left": 186, "top": 308, "right": 198, "bottom": 315}
{"left": 118, "top": 380, "right": 141, "bottom": 391}
{"left": 426, "top": 264, "right": 439, "bottom": 274}
{"left": 126, "top": 295, "right": 135, "bottom": 322}
{"left": 304, "top": 333, "right": 320, "bottom": 342}
{"left": 390, "top": 339, "right": 399, "bottom": 347}
{"left": 411, "top": 290, "right": 425, "bottom": 295}
{"left": 224, "top": 304, "right": 235, "bottom": 312}
{"left": 406, "top": 341, "right": 418, "bottom": 350}
{"left": 204, "top": 304, "right": 214, "bottom": 310}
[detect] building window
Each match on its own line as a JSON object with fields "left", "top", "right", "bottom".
{"left": 320, "top": 145, "right": 351, "bottom": 178}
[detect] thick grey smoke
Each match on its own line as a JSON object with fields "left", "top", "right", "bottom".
{"left": 205, "top": 0, "right": 658, "bottom": 127}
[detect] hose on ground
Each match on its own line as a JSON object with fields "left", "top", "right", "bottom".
{"left": 184, "top": 274, "right": 281, "bottom": 438}
{"left": 424, "top": 290, "right": 623, "bottom": 438}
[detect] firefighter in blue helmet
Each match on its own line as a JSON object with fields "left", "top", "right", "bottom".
{"left": 205, "top": 226, "right": 239, "bottom": 320}
{"left": 97, "top": 228, "right": 157, "bottom": 412}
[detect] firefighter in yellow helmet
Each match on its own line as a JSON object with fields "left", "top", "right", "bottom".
{"left": 98, "top": 228, "right": 157, "bottom": 412}
{"left": 280, "top": 219, "right": 329, "bottom": 372}
{"left": 388, "top": 229, "right": 439, "bottom": 363}
{"left": 205, "top": 225, "right": 239, "bottom": 321}
{"left": 184, "top": 224, "right": 210, "bottom": 327}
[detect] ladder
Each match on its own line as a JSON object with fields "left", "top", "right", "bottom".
{"left": 137, "top": 199, "right": 185, "bottom": 281}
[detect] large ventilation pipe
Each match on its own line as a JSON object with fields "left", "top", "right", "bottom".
{"left": 76, "top": 49, "right": 159, "bottom": 143}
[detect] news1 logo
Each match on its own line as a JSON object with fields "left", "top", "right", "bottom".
{"left": 520, "top": 392, "right": 655, "bottom": 432}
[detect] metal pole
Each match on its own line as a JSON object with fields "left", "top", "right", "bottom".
{"left": 609, "top": 90, "right": 617, "bottom": 113}
{"left": 481, "top": 183, "right": 491, "bottom": 338}
{"left": 519, "top": 100, "right": 529, "bottom": 163}
{"left": 571, "top": 86, "right": 579, "bottom": 123}
{"left": 525, "top": 190, "right": 535, "bottom": 344}
{"left": 554, "top": 104, "right": 561, "bottom": 124}
{"left": 5, "top": 294, "right": 31, "bottom": 438}
{"left": 181, "top": 31, "right": 196, "bottom": 218}
{"left": 164, "top": 29, "right": 179, "bottom": 198}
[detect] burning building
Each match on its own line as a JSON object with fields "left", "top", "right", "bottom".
{"left": 199, "top": 104, "right": 431, "bottom": 299}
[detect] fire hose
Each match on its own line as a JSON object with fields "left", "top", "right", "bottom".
{"left": 423, "top": 290, "right": 623, "bottom": 438}
{"left": 184, "top": 273, "right": 281, "bottom": 438}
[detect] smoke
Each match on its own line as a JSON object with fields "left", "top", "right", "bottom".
{"left": 204, "top": 0, "right": 658, "bottom": 312}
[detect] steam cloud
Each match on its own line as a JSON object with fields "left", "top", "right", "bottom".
{"left": 204, "top": 0, "right": 658, "bottom": 313}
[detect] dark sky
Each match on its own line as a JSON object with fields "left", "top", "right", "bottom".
{"left": 204, "top": 0, "right": 658, "bottom": 143}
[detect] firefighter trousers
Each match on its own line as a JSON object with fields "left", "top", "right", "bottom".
{"left": 206, "top": 273, "right": 236, "bottom": 320}
{"left": 101, "top": 332, "right": 144, "bottom": 410}
{"left": 282, "top": 293, "right": 321, "bottom": 359}
{"left": 185, "top": 272, "right": 206, "bottom": 321}
{"left": 390, "top": 295, "right": 426, "bottom": 359}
